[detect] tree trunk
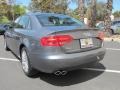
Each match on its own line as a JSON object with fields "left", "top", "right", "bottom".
{"left": 104, "top": 0, "right": 113, "bottom": 35}
{"left": 78, "top": 0, "right": 84, "bottom": 21}
{"left": 91, "top": 0, "right": 97, "bottom": 27}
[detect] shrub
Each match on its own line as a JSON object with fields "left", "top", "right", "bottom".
{"left": 117, "top": 28, "right": 120, "bottom": 34}
{"left": 0, "top": 16, "right": 10, "bottom": 24}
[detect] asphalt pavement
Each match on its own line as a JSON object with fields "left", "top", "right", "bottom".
{"left": 0, "top": 35, "right": 120, "bottom": 90}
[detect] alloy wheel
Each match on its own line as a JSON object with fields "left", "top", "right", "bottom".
{"left": 21, "top": 50, "right": 29, "bottom": 73}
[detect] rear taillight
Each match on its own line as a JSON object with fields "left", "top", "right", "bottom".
{"left": 40, "top": 35, "right": 73, "bottom": 46}
{"left": 97, "top": 31, "right": 104, "bottom": 41}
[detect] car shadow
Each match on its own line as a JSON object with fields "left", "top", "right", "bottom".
{"left": 32, "top": 63, "right": 105, "bottom": 86}
{"left": 10, "top": 51, "right": 21, "bottom": 60}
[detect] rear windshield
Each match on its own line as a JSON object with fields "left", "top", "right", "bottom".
{"left": 36, "top": 15, "right": 85, "bottom": 27}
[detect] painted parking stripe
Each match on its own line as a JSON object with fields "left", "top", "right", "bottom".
{"left": 83, "top": 68, "right": 120, "bottom": 74}
{"left": 106, "top": 48, "right": 120, "bottom": 51}
{"left": 0, "top": 58, "right": 19, "bottom": 62}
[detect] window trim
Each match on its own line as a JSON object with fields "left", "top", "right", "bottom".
{"left": 26, "top": 16, "right": 32, "bottom": 30}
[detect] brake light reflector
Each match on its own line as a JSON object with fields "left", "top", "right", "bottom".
{"left": 98, "top": 31, "right": 104, "bottom": 40}
{"left": 40, "top": 35, "right": 73, "bottom": 46}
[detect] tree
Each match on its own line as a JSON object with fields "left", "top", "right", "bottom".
{"left": 78, "top": 0, "right": 85, "bottom": 21}
{"left": 104, "top": 0, "right": 113, "bottom": 33}
{"left": 96, "top": 2, "right": 107, "bottom": 21}
{"left": 13, "top": 5, "right": 26, "bottom": 18}
{"left": 91, "top": 0, "right": 97, "bottom": 27}
{"left": 0, "top": 0, "right": 26, "bottom": 21}
{"left": 30, "top": 0, "right": 68, "bottom": 14}
{"left": 85, "top": 2, "right": 107, "bottom": 20}
{"left": 113, "top": 11, "right": 120, "bottom": 18}
{"left": 0, "top": 16, "right": 9, "bottom": 24}
{"left": 71, "top": 0, "right": 97, "bottom": 27}
{"left": 0, "top": 0, "right": 10, "bottom": 16}
{"left": 0, "top": 0, "right": 12, "bottom": 22}
{"left": 85, "top": 0, "right": 97, "bottom": 27}
{"left": 68, "top": 8, "right": 80, "bottom": 19}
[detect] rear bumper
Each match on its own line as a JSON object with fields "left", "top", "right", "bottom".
{"left": 29, "top": 48, "right": 106, "bottom": 73}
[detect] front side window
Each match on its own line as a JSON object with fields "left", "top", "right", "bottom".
{"left": 36, "top": 15, "right": 85, "bottom": 27}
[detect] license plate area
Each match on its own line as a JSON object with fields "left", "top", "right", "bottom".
{"left": 80, "top": 38, "right": 93, "bottom": 48}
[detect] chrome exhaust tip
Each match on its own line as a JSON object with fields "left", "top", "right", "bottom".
{"left": 54, "top": 71, "right": 62, "bottom": 76}
{"left": 61, "top": 71, "right": 68, "bottom": 75}
{"left": 54, "top": 70, "right": 68, "bottom": 76}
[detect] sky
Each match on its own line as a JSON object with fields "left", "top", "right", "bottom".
{"left": 15, "top": 0, "right": 120, "bottom": 12}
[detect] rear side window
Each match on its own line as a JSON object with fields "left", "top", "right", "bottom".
{"left": 36, "top": 15, "right": 84, "bottom": 27}
{"left": 15, "top": 16, "right": 31, "bottom": 29}
{"left": 18, "top": 16, "right": 30, "bottom": 29}
{"left": 15, "top": 17, "right": 21, "bottom": 23}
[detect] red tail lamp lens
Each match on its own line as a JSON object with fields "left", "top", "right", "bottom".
{"left": 40, "top": 35, "right": 73, "bottom": 46}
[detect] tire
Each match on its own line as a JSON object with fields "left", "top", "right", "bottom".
{"left": 21, "top": 47, "right": 38, "bottom": 77}
{"left": 4, "top": 37, "right": 10, "bottom": 51}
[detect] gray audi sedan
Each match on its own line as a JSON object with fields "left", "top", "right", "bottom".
{"left": 4, "top": 12, "right": 106, "bottom": 76}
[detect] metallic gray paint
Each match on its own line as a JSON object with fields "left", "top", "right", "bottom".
{"left": 5, "top": 13, "right": 106, "bottom": 73}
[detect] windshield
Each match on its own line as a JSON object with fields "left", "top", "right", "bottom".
{"left": 36, "top": 14, "right": 85, "bottom": 27}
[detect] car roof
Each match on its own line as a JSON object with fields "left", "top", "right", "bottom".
{"left": 26, "top": 12, "right": 69, "bottom": 18}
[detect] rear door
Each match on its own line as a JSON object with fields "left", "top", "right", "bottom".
{"left": 5, "top": 17, "right": 21, "bottom": 50}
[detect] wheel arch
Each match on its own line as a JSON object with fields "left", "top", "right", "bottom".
{"left": 110, "top": 29, "right": 114, "bottom": 34}
{"left": 19, "top": 44, "right": 26, "bottom": 58}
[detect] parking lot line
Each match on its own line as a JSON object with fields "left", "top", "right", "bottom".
{"left": 83, "top": 68, "right": 120, "bottom": 74}
{"left": 0, "top": 58, "right": 19, "bottom": 62}
{"left": 106, "top": 48, "right": 120, "bottom": 51}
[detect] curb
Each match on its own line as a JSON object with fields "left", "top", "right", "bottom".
{"left": 104, "top": 38, "right": 120, "bottom": 42}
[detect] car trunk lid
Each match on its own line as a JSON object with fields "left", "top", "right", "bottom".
{"left": 51, "top": 27, "right": 103, "bottom": 53}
